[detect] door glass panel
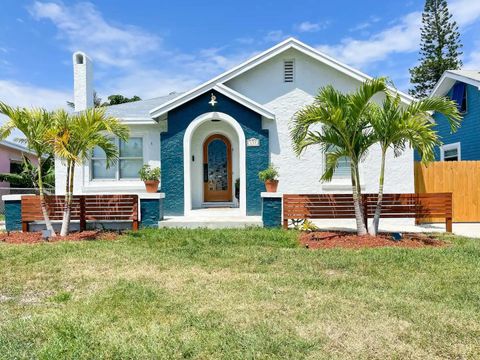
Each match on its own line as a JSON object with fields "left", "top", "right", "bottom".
{"left": 207, "top": 139, "right": 228, "bottom": 191}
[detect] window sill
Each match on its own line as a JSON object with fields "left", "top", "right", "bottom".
{"left": 322, "top": 181, "right": 365, "bottom": 192}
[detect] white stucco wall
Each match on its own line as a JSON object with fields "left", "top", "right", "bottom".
{"left": 190, "top": 120, "right": 239, "bottom": 208}
{"left": 57, "top": 46, "right": 414, "bottom": 205}
{"left": 54, "top": 124, "right": 162, "bottom": 194}
{"left": 226, "top": 48, "right": 414, "bottom": 195}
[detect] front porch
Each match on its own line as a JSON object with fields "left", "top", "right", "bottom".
{"left": 159, "top": 207, "right": 262, "bottom": 228}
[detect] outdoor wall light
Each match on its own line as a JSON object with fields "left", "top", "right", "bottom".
{"left": 209, "top": 93, "right": 217, "bottom": 107}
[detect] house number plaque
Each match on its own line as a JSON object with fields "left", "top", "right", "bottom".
{"left": 246, "top": 138, "right": 260, "bottom": 147}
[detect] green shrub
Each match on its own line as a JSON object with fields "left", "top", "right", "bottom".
{"left": 258, "top": 164, "right": 279, "bottom": 182}
{"left": 138, "top": 165, "right": 161, "bottom": 181}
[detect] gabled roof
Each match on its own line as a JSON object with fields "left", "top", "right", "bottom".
{"left": 149, "top": 37, "right": 414, "bottom": 118}
{"left": 431, "top": 70, "right": 480, "bottom": 97}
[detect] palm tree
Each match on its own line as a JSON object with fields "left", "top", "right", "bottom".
{"left": 369, "top": 94, "right": 461, "bottom": 236}
{"left": 0, "top": 103, "right": 57, "bottom": 236}
{"left": 291, "top": 78, "right": 387, "bottom": 235}
{"left": 50, "top": 107, "right": 129, "bottom": 236}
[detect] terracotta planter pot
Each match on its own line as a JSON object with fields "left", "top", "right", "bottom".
{"left": 265, "top": 180, "right": 279, "bottom": 192}
{"left": 144, "top": 180, "right": 160, "bottom": 193}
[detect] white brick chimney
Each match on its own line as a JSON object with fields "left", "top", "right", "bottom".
{"left": 72, "top": 51, "right": 93, "bottom": 111}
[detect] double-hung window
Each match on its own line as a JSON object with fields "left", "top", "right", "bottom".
{"left": 326, "top": 146, "right": 351, "bottom": 179}
{"left": 91, "top": 137, "right": 144, "bottom": 180}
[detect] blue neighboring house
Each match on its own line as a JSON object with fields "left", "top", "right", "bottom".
{"left": 429, "top": 70, "right": 480, "bottom": 161}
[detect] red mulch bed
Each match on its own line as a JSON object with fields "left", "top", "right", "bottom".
{"left": 0, "top": 231, "right": 119, "bottom": 244}
{"left": 300, "top": 231, "right": 446, "bottom": 249}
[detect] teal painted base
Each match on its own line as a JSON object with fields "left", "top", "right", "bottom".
{"left": 140, "top": 198, "right": 164, "bottom": 228}
{"left": 262, "top": 197, "right": 282, "bottom": 228}
{"left": 5, "top": 200, "right": 22, "bottom": 231}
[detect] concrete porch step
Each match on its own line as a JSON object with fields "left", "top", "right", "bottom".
{"left": 158, "top": 216, "right": 262, "bottom": 229}
{"left": 201, "top": 202, "right": 236, "bottom": 208}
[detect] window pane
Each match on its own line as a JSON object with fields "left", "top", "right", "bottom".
{"left": 120, "top": 159, "right": 143, "bottom": 179}
{"left": 92, "top": 146, "right": 106, "bottom": 158}
{"left": 92, "top": 138, "right": 114, "bottom": 158}
{"left": 334, "top": 157, "right": 351, "bottom": 178}
{"left": 92, "top": 160, "right": 117, "bottom": 179}
{"left": 444, "top": 149, "right": 458, "bottom": 158}
{"left": 444, "top": 148, "right": 458, "bottom": 161}
{"left": 120, "top": 138, "right": 143, "bottom": 157}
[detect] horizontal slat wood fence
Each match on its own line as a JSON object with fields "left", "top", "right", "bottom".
{"left": 21, "top": 195, "right": 139, "bottom": 232}
{"left": 415, "top": 161, "right": 480, "bottom": 222}
{"left": 283, "top": 193, "right": 452, "bottom": 232}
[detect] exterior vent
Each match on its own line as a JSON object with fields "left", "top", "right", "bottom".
{"left": 284, "top": 60, "right": 295, "bottom": 83}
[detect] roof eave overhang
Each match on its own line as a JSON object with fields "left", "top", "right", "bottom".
{"left": 119, "top": 117, "right": 158, "bottom": 125}
{"left": 149, "top": 83, "right": 275, "bottom": 120}
{"left": 431, "top": 71, "right": 480, "bottom": 98}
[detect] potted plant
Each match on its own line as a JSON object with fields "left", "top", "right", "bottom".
{"left": 258, "top": 164, "right": 279, "bottom": 192}
{"left": 139, "top": 165, "right": 161, "bottom": 193}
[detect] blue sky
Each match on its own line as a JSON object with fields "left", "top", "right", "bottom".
{"left": 0, "top": 0, "right": 479, "bottom": 109}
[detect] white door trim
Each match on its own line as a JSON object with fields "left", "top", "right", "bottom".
{"left": 183, "top": 112, "right": 246, "bottom": 216}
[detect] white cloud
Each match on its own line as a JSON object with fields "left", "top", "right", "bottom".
{"left": 296, "top": 21, "right": 328, "bottom": 33}
{"left": 317, "top": 0, "right": 480, "bottom": 69}
{"left": 464, "top": 43, "right": 480, "bottom": 69}
{"left": 450, "top": 0, "right": 480, "bottom": 27}
{"left": 317, "top": 12, "right": 421, "bottom": 68}
{"left": 26, "top": 1, "right": 258, "bottom": 101}
{"left": 0, "top": 80, "right": 70, "bottom": 140}
{"left": 264, "top": 30, "right": 289, "bottom": 43}
{"left": 0, "top": 79, "right": 69, "bottom": 109}
{"left": 29, "top": 1, "right": 160, "bottom": 68}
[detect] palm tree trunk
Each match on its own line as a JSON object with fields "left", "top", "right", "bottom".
{"left": 370, "top": 149, "right": 387, "bottom": 236}
{"left": 60, "top": 161, "right": 73, "bottom": 236}
{"left": 37, "top": 156, "right": 56, "bottom": 237}
{"left": 351, "top": 163, "right": 367, "bottom": 235}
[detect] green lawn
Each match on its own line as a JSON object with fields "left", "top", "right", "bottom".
{"left": 1, "top": 228, "right": 479, "bottom": 359}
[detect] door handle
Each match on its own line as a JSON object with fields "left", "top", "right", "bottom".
{"left": 203, "top": 163, "right": 208, "bottom": 182}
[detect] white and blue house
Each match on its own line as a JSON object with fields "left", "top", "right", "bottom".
{"left": 54, "top": 38, "right": 415, "bottom": 227}
{"left": 430, "top": 70, "right": 480, "bottom": 161}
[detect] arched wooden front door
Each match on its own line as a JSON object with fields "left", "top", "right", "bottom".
{"left": 203, "top": 134, "right": 232, "bottom": 202}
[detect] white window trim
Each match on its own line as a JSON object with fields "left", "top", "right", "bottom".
{"left": 89, "top": 135, "right": 146, "bottom": 182}
{"left": 440, "top": 142, "right": 461, "bottom": 161}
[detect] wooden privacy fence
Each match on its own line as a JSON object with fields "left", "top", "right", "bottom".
{"left": 21, "top": 194, "right": 139, "bottom": 232}
{"left": 283, "top": 193, "right": 452, "bottom": 232}
{"left": 415, "top": 161, "right": 480, "bottom": 222}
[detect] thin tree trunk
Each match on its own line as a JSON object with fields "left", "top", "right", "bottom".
{"left": 37, "top": 156, "right": 56, "bottom": 237}
{"left": 60, "top": 161, "right": 73, "bottom": 236}
{"left": 370, "top": 149, "right": 387, "bottom": 236}
{"left": 351, "top": 163, "right": 367, "bottom": 235}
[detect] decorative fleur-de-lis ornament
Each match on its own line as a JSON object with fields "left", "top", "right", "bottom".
{"left": 209, "top": 93, "right": 217, "bottom": 107}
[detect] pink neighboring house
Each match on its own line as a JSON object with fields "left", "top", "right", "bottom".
{"left": 0, "top": 140, "right": 38, "bottom": 192}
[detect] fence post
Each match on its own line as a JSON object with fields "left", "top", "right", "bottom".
{"left": 362, "top": 194, "right": 369, "bottom": 232}
{"left": 132, "top": 196, "right": 139, "bottom": 231}
{"left": 79, "top": 196, "right": 86, "bottom": 231}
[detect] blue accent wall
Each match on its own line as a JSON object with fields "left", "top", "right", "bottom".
{"left": 5, "top": 200, "right": 22, "bottom": 231}
{"left": 262, "top": 197, "right": 282, "bottom": 228}
{"left": 161, "top": 90, "right": 269, "bottom": 216}
{"left": 140, "top": 198, "right": 164, "bottom": 228}
{"left": 428, "top": 83, "right": 480, "bottom": 161}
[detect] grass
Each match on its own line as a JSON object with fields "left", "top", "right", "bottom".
{"left": 0, "top": 228, "right": 479, "bottom": 359}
